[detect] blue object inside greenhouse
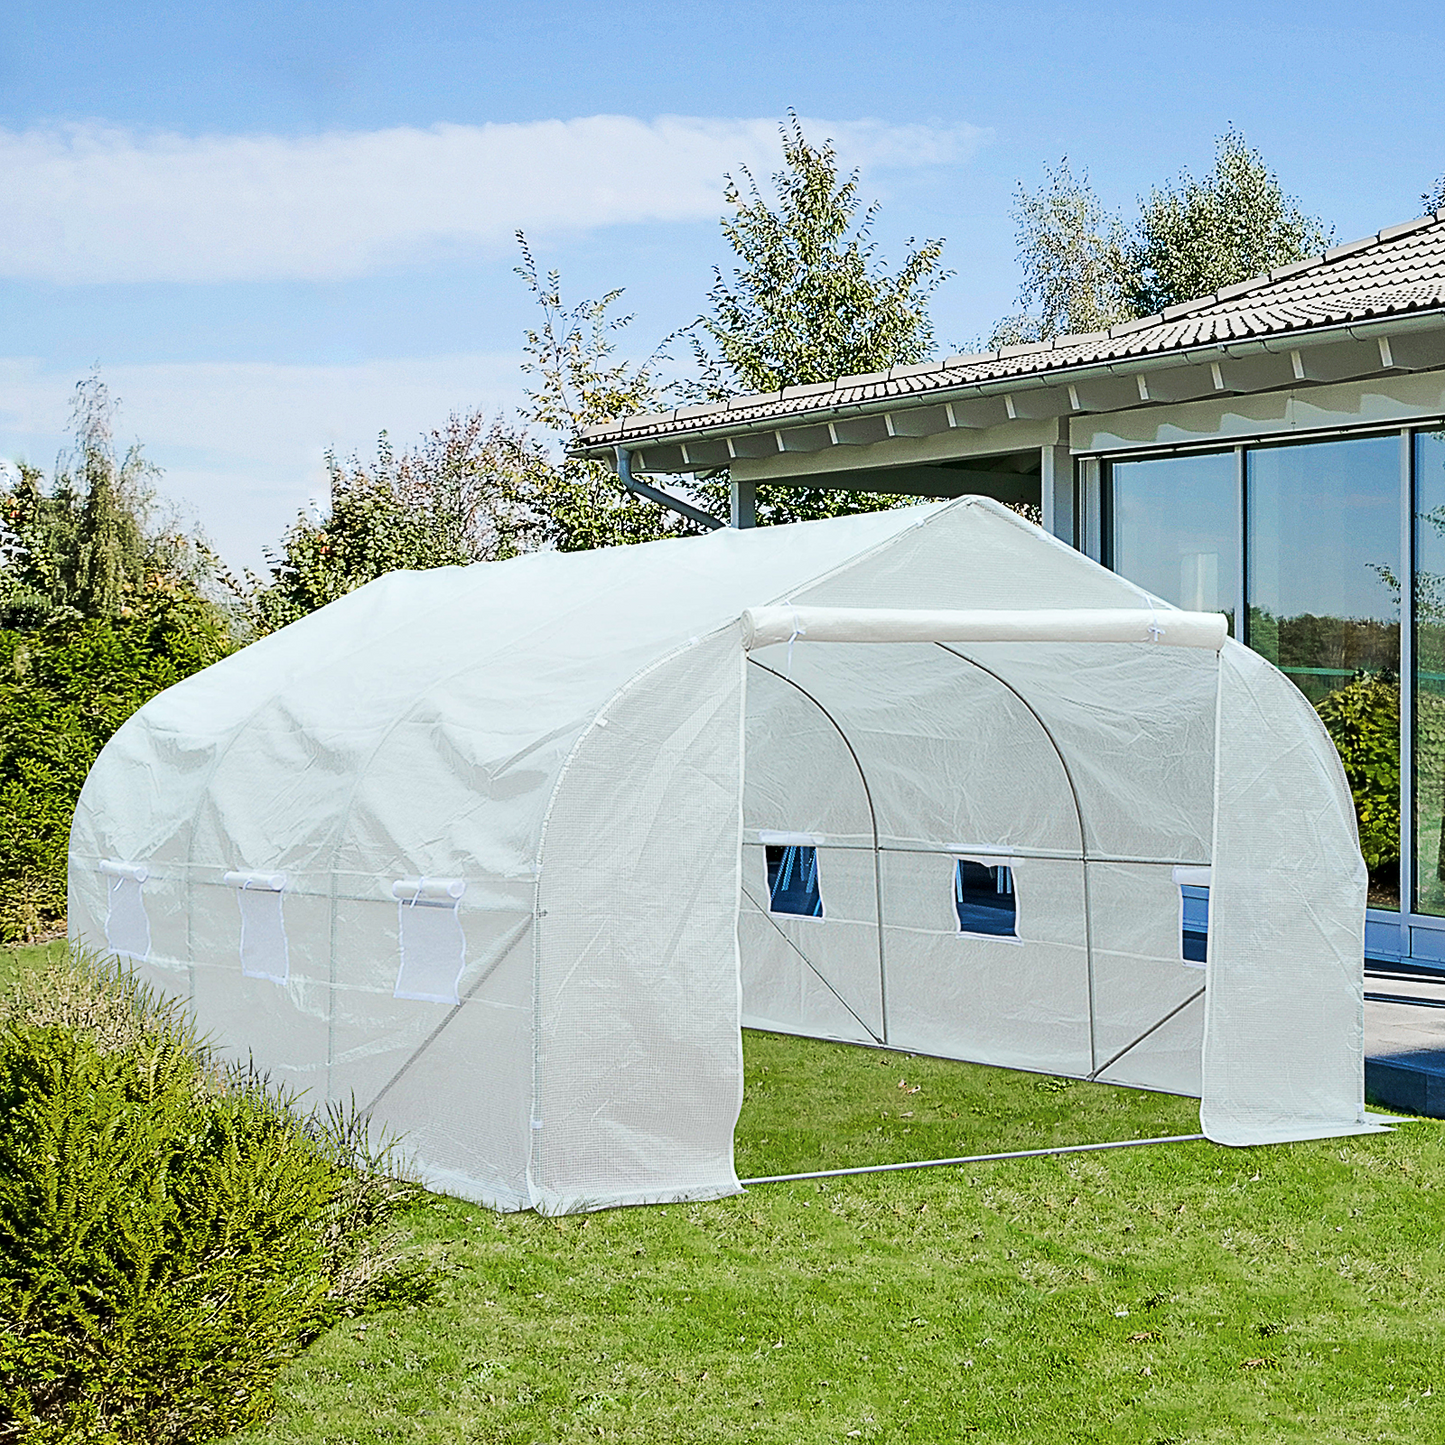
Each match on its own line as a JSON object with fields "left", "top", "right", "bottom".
{"left": 955, "top": 860, "right": 1016, "bottom": 936}
{"left": 1181, "top": 884, "right": 1210, "bottom": 963}
{"left": 766, "top": 844, "right": 823, "bottom": 917}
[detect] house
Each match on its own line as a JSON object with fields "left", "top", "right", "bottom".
{"left": 572, "top": 212, "right": 1445, "bottom": 976}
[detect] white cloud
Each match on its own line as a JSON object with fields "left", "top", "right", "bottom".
{"left": 0, "top": 354, "right": 531, "bottom": 569}
{"left": 0, "top": 114, "right": 988, "bottom": 284}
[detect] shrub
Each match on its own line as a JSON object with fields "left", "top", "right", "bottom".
{"left": 0, "top": 598, "right": 233, "bottom": 943}
{"left": 1315, "top": 671, "right": 1399, "bottom": 875}
{"left": 0, "top": 951, "right": 430, "bottom": 1443}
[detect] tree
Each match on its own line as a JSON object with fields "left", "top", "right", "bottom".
{"left": 514, "top": 233, "right": 706, "bottom": 550}
{"left": 66, "top": 375, "right": 152, "bottom": 618}
{"left": 1127, "top": 129, "right": 1329, "bottom": 316}
{"left": 681, "top": 115, "right": 949, "bottom": 527}
{"left": 1422, "top": 174, "right": 1445, "bottom": 215}
{"left": 0, "top": 462, "right": 75, "bottom": 628}
{"left": 247, "top": 411, "right": 553, "bottom": 633}
{"left": 988, "top": 158, "right": 1134, "bottom": 348}
{"left": 249, "top": 235, "right": 707, "bottom": 631}
{"left": 1, "top": 596, "right": 234, "bottom": 941}
{"left": 992, "top": 131, "right": 1329, "bottom": 345}
{"left": 686, "top": 113, "right": 949, "bottom": 399}
{"left": 0, "top": 374, "right": 237, "bottom": 940}
{"left": 1, "top": 374, "right": 218, "bottom": 630}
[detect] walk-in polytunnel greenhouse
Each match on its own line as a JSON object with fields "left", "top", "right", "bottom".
{"left": 71, "top": 498, "right": 1384, "bottom": 1214}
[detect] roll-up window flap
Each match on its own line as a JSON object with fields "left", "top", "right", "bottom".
{"left": 393, "top": 878, "right": 468, "bottom": 1003}
{"left": 223, "top": 870, "right": 289, "bottom": 984}
{"left": 100, "top": 859, "right": 150, "bottom": 960}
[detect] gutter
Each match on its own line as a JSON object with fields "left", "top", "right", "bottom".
{"left": 614, "top": 445, "right": 725, "bottom": 529}
{"left": 570, "top": 307, "right": 1445, "bottom": 460}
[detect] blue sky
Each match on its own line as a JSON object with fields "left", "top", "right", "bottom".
{"left": 2, "top": 0, "right": 1443, "bottom": 568}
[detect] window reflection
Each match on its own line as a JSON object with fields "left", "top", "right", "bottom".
{"left": 1415, "top": 431, "right": 1445, "bottom": 918}
{"left": 1111, "top": 451, "right": 1237, "bottom": 630}
{"left": 1246, "top": 435, "right": 1400, "bottom": 908}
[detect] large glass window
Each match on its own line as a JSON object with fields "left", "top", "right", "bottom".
{"left": 1415, "top": 431, "right": 1445, "bottom": 916}
{"left": 1112, "top": 450, "right": 1238, "bottom": 629}
{"left": 1247, "top": 435, "right": 1401, "bottom": 907}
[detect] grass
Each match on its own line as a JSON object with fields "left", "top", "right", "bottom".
{"left": 213, "top": 1028, "right": 1445, "bottom": 1445}
{"left": 0, "top": 936, "right": 69, "bottom": 993}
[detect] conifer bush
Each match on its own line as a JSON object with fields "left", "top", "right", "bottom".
{"left": 0, "top": 952, "right": 431, "bottom": 1443}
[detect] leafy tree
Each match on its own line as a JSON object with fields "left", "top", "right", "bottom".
{"left": 0, "top": 374, "right": 236, "bottom": 941}
{"left": 1, "top": 374, "right": 215, "bottom": 629}
{"left": 988, "top": 158, "right": 1134, "bottom": 347}
{"left": 513, "top": 234, "right": 702, "bottom": 550}
{"left": 679, "top": 115, "right": 948, "bottom": 527}
{"left": 1423, "top": 175, "right": 1445, "bottom": 214}
{"left": 247, "top": 411, "right": 553, "bottom": 633}
{"left": 1127, "top": 129, "right": 1329, "bottom": 316}
{"left": 0, "top": 463, "right": 74, "bottom": 628}
{"left": 685, "top": 112, "right": 949, "bottom": 399}
{"left": 250, "top": 234, "right": 708, "bottom": 626}
{"left": 992, "top": 130, "right": 1329, "bottom": 344}
{"left": 1315, "top": 671, "right": 1400, "bottom": 885}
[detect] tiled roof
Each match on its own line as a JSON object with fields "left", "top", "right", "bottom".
{"left": 573, "top": 212, "right": 1445, "bottom": 452}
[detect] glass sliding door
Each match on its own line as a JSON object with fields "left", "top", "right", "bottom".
{"left": 1247, "top": 434, "right": 1401, "bottom": 907}
{"left": 1111, "top": 451, "right": 1238, "bottom": 629}
{"left": 1414, "top": 430, "right": 1445, "bottom": 916}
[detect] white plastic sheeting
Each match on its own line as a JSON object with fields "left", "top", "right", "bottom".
{"left": 68, "top": 497, "right": 1382, "bottom": 1215}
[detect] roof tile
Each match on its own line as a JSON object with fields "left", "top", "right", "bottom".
{"left": 1324, "top": 234, "right": 1379, "bottom": 263}
{"left": 1268, "top": 256, "right": 1322, "bottom": 283}
{"left": 726, "top": 390, "right": 778, "bottom": 411}
{"left": 889, "top": 360, "right": 943, "bottom": 379}
{"left": 779, "top": 380, "right": 835, "bottom": 400}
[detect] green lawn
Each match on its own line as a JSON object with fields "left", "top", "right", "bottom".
{"left": 0, "top": 937, "right": 69, "bottom": 992}
{"left": 223, "top": 1029, "right": 1443, "bottom": 1445}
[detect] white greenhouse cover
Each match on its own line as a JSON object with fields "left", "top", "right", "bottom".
{"left": 69, "top": 497, "right": 1384, "bottom": 1214}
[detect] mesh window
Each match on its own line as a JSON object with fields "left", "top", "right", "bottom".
{"left": 100, "top": 862, "right": 150, "bottom": 960}
{"left": 393, "top": 879, "right": 468, "bottom": 1004}
{"left": 955, "top": 860, "right": 1017, "bottom": 937}
{"left": 766, "top": 844, "right": 823, "bottom": 918}
{"left": 1180, "top": 884, "right": 1209, "bottom": 965}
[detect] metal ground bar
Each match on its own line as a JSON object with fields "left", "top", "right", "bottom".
{"left": 741, "top": 1133, "right": 1209, "bottom": 1186}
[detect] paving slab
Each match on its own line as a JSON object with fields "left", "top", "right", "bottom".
{"left": 1365, "top": 970, "right": 1445, "bottom": 1117}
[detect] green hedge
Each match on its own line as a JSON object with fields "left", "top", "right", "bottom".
{"left": 0, "top": 953, "right": 431, "bottom": 1442}
{"left": 0, "top": 599, "right": 233, "bottom": 943}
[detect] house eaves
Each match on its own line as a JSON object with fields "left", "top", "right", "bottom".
{"left": 568, "top": 212, "right": 1445, "bottom": 475}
